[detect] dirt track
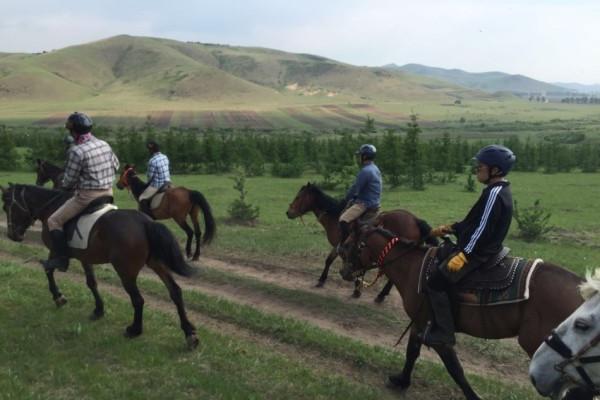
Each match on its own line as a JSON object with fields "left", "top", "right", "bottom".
{"left": 0, "top": 219, "right": 531, "bottom": 388}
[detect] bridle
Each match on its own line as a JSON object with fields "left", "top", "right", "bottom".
{"left": 6, "top": 186, "right": 31, "bottom": 234}
{"left": 5, "top": 186, "right": 64, "bottom": 234}
{"left": 119, "top": 167, "right": 136, "bottom": 190}
{"left": 544, "top": 328, "right": 600, "bottom": 395}
{"left": 345, "top": 227, "right": 416, "bottom": 282}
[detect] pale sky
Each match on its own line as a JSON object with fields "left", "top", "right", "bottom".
{"left": 1, "top": 0, "right": 599, "bottom": 84}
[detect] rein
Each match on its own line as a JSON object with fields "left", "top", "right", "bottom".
{"left": 544, "top": 329, "right": 600, "bottom": 395}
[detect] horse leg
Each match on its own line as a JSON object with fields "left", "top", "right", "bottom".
{"left": 119, "top": 276, "right": 144, "bottom": 338}
{"left": 352, "top": 279, "right": 362, "bottom": 298}
{"left": 82, "top": 263, "right": 104, "bottom": 320}
{"left": 175, "top": 217, "right": 194, "bottom": 260}
{"left": 317, "top": 248, "right": 337, "bottom": 287}
{"left": 190, "top": 207, "right": 202, "bottom": 261}
{"left": 375, "top": 279, "right": 394, "bottom": 304}
{"left": 432, "top": 344, "right": 481, "bottom": 400}
{"left": 45, "top": 268, "right": 67, "bottom": 307}
{"left": 149, "top": 260, "right": 198, "bottom": 349}
{"left": 388, "top": 328, "right": 423, "bottom": 390}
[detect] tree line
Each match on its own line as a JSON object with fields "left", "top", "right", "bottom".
{"left": 1, "top": 116, "right": 600, "bottom": 191}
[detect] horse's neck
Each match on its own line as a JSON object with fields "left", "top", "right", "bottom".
{"left": 312, "top": 209, "right": 340, "bottom": 245}
{"left": 24, "top": 187, "right": 70, "bottom": 221}
{"left": 129, "top": 176, "right": 147, "bottom": 199}
{"left": 382, "top": 246, "right": 427, "bottom": 319}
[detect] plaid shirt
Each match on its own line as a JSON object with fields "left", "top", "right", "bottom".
{"left": 62, "top": 135, "right": 120, "bottom": 190}
{"left": 147, "top": 152, "right": 170, "bottom": 187}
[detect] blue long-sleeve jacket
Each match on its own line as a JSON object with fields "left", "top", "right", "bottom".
{"left": 345, "top": 162, "right": 382, "bottom": 209}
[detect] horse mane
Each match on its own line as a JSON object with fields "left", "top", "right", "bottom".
{"left": 11, "top": 184, "right": 71, "bottom": 202}
{"left": 41, "top": 160, "right": 63, "bottom": 173}
{"left": 307, "top": 184, "right": 346, "bottom": 215}
{"left": 580, "top": 268, "right": 600, "bottom": 300}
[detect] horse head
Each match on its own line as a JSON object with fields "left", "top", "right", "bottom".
{"left": 286, "top": 182, "right": 315, "bottom": 219}
{"left": 338, "top": 221, "right": 415, "bottom": 282}
{"left": 1, "top": 184, "right": 34, "bottom": 242}
{"left": 530, "top": 269, "right": 600, "bottom": 399}
{"left": 35, "top": 159, "right": 49, "bottom": 186}
{"left": 117, "top": 164, "right": 137, "bottom": 190}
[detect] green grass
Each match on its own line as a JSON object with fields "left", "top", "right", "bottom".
{"left": 0, "top": 258, "right": 540, "bottom": 399}
{"left": 2, "top": 170, "right": 600, "bottom": 278}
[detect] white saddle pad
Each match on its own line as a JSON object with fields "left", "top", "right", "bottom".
{"left": 68, "top": 204, "right": 118, "bottom": 249}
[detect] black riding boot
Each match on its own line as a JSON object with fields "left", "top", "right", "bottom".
{"left": 139, "top": 199, "right": 154, "bottom": 219}
{"left": 421, "top": 289, "right": 456, "bottom": 346}
{"left": 42, "top": 230, "right": 69, "bottom": 272}
{"left": 337, "top": 221, "right": 351, "bottom": 254}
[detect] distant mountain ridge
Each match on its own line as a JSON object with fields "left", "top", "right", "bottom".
{"left": 553, "top": 82, "right": 600, "bottom": 93}
{"left": 0, "top": 35, "right": 488, "bottom": 106}
{"left": 384, "top": 63, "right": 570, "bottom": 95}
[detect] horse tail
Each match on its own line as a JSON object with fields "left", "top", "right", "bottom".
{"left": 145, "top": 221, "right": 196, "bottom": 277}
{"left": 189, "top": 190, "right": 216, "bottom": 245}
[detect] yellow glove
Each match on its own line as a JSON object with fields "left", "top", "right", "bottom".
{"left": 430, "top": 224, "right": 454, "bottom": 237}
{"left": 447, "top": 252, "right": 467, "bottom": 272}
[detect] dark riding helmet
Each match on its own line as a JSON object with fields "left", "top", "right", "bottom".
{"left": 66, "top": 112, "right": 93, "bottom": 135}
{"left": 474, "top": 145, "right": 516, "bottom": 176}
{"left": 147, "top": 140, "right": 160, "bottom": 152}
{"left": 356, "top": 144, "right": 377, "bottom": 160}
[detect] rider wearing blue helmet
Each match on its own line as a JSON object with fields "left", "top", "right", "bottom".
{"left": 338, "top": 144, "right": 382, "bottom": 247}
{"left": 423, "top": 144, "right": 516, "bottom": 346}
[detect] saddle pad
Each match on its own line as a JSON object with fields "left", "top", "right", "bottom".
{"left": 150, "top": 192, "right": 166, "bottom": 210}
{"left": 67, "top": 204, "right": 117, "bottom": 249}
{"left": 418, "top": 247, "right": 543, "bottom": 306}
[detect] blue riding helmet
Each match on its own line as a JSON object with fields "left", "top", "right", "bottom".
{"left": 356, "top": 144, "right": 377, "bottom": 160}
{"left": 66, "top": 112, "right": 93, "bottom": 135}
{"left": 474, "top": 145, "right": 516, "bottom": 176}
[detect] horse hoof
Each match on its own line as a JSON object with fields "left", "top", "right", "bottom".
{"left": 374, "top": 295, "right": 385, "bottom": 304}
{"left": 54, "top": 296, "right": 68, "bottom": 307}
{"left": 352, "top": 290, "right": 362, "bottom": 298}
{"left": 191, "top": 256, "right": 199, "bottom": 262}
{"left": 186, "top": 334, "right": 199, "bottom": 350}
{"left": 89, "top": 310, "right": 104, "bottom": 321}
{"left": 124, "top": 326, "right": 142, "bottom": 338}
{"left": 315, "top": 281, "right": 325, "bottom": 288}
{"left": 387, "top": 374, "right": 410, "bottom": 390}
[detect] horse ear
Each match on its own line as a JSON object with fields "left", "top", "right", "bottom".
{"left": 36, "top": 158, "right": 41, "bottom": 165}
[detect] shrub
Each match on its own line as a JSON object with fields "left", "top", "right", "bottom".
{"left": 513, "top": 199, "right": 552, "bottom": 242}
{"left": 464, "top": 173, "right": 476, "bottom": 192}
{"left": 227, "top": 172, "right": 259, "bottom": 224}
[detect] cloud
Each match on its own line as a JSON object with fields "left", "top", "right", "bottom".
{"left": 1, "top": 0, "right": 599, "bottom": 83}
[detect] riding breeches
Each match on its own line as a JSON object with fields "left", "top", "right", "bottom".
{"left": 47, "top": 188, "right": 113, "bottom": 231}
{"left": 138, "top": 185, "right": 159, "bottom": 202}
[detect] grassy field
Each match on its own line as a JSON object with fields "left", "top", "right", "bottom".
{"left": 1, "top": 169, "right": 599, "bottom": 277}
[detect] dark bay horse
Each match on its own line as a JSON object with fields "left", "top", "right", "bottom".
{"left": 35, "top": 159, "right": 64, "bottom": 188}
{"left": 117, "top": 164, "right": 215, "bottom": 261}
{"left": 339, "top": 222, "right": 584, "bottom": 400}
{"left": 286, "top": 182, "right": 435, "bottom": 301}
{"left": 1, "top": 183, "right": 199, "bottom": 348}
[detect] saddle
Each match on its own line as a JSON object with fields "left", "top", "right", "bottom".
{"left": 64, "top": 196, "right": 117, "bottom": 249}
{"left": 150, "top": 183, "right": 173, "bottom": 210}
{"left": 418, "top": 246, "right": 542, "bottom": 306}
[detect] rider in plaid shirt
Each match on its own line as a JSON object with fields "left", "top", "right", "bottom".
{"left": 44, "top": 112, "right": 119, "bottom": 272}
{"left": 138, "top": 140, "right": 171, "bottom": 218}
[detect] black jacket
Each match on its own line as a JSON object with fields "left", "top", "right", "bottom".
{"left": 451, "top": 181, "right": 513, "bottom": 259}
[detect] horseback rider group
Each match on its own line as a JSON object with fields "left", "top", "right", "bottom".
{"left": 41, "top": 111, "right": 515, "bottom": 350}
{"left": 335, "top": 141, "right": 515, "bottom": 347}
{"left": 42, "top": 112, "right": 171, "bottom": 271}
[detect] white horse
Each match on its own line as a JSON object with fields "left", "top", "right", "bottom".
{"left": 529, "top": 268, "right": 600, "bottom": 399}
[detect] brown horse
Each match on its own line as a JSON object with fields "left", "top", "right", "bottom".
{"left": 35, "top": 159, "right": 64, "bottom": 188}
{"left": 286, "top": 182, "right": 435, "bottom": 300}
{"left": 117, "top": 164, "right": 216, "bottom": 261}
{"left": 339, "top": 221, "right": 584, "bottom": 400}
{"left": 1, "top": 183, "right": 199, "bottom": 348}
